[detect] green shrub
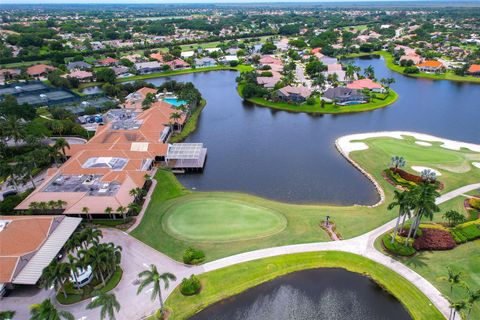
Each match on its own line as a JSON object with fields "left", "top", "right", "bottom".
{"left": 382, "top": 234, "right": 416, "bottom": 256}
{"left": 306, "top": 97, "right": 315, "bottom": 105}
{"left": 183, "top": 247, "right": 205, "bottom": 265}
{"left": 180, "top": 275, "right": 201, "bottom": 296}
{"left": 384, "top": 169, "right": 417, "bottom": 189}
{"left": 452, "top": 221, "right": 480, "bottom": 243}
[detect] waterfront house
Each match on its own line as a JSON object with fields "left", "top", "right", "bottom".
{"left": 467, "top": 64, "right": 480, "bottom": 76}
{"left": 347, "top": 78, "right": 385, "bottom": 93}
{"left": 323, "top": 87, "right": 365, "bottom": 104}
{"left": 194, "top": 57, "right": 216, "bottom": 68}
{"left": 97, "top": 57, "right": 119, "bottom": 67}
{"left": 276, "top": 85, "right": 312, "bottom": 102}
{"left": 416, "top": 60, "right": 445, "bottom": 73}
{"left": 66, "top": 70, "right": 94, "bottom": 82}
{"left": 134, "top": 61, "right": 163, "bottom": 74}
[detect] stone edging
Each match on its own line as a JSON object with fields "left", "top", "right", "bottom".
{"left": 334, "top": 139, "right": 385, "bottom": 208}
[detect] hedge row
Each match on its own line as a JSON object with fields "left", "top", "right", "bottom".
{"left": 451, "top": 220, "right": 480, "bottom": 244}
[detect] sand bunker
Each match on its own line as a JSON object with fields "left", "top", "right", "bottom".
{"left": 411, "top": 166, "right": 442, "bottom": 176}
{"left": 415, "top": 141, "right": 432, "bottom": 146}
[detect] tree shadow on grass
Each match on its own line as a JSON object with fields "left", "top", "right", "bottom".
{"left": 403, "top": 253, "right": 429, "bottom": 269}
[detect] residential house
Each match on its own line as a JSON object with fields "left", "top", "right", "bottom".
{"left": 276, "top": 85, "right": 312, "bottom": 102}
{"left": 66, "top": 70, "right": 94, "bottom": 82}
{"left": 257, "top": 76, "right": 281, "bottom": 88}
{"left": 97, "top": 57, "right": 119, "bottom": 67}
{"left": 66, "top": 61, "right": 92, "bottom": 71}
{"left": 218, "top": 55, "right": 238, "bottom": 65}
{"left": 347, "top": 78, "right": 385, "bottom": 93}
{"left": 194, "top": 57, "right": 216, "bottom": 68}
{"left": 416, "top": 60, "right": 445, "bottom": 73}
{"left": 111, "top": 66, "right": 130, "bottom": 77}
{"left": 467, "top": 64, "right": 480, "bottom": 76}
{"left": 134, "top": 61, "right": 163, "bottom": 74}
{"left": 323, "top": 87, "right": 365, "bottom": 104}
{"left": 26, "top": 64, "right": 56, "bottom": 78}
{"left": 166, "top": 59, "right": 190, "bottom": 70}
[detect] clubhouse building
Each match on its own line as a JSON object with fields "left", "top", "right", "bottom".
{"left": 16, "top": 88, "right": 206, "bottom": 218}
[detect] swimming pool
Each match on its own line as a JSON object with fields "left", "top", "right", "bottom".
{"left": 163, "top": 98, "right": 188, "bottom": 106}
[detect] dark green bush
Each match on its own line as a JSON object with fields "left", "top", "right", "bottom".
{"left": 382, "top": 234, "right": 416, "bottom": 256}
{"left": 452, "top": 222, "right": 480, "bottom": 243}
{"left": 180, "top": 275, "right": 201, "bottom": 296}
{"left": 183, "top": 247, "right": 205, "bottom": 265}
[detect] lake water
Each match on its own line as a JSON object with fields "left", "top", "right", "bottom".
{"left": 139, "top": 56, "right": 480, "bottom": 205}
{"left": 190, "top": 268, "right": 412, "bottom": 320}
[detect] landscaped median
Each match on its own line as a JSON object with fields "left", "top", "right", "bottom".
{"left": 162, "top": 251, "right": 444, "bottom": 320}
{"left": 56, "top": 266, "right": 123, "bottom": 305}
{"left": 237, "top": 83, "right": 398, "bottom": 114}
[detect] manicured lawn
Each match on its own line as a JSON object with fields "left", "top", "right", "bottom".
{"left": 377, "top": 237, "right": 480, "bottom": 320}
{"left": 238, "top": 83, "right": 398, "bottom": 114}
{"left": 131, "top": 136, "right": 480, "bottom": 262}
{"left": 163, "top": 198, "right": 287, "bottom": 242}
{"left": 162, "top": 251, "right": 444, "bottom": 320}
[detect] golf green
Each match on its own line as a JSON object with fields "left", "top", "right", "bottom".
{"left": 163, "top": 199, "right": 287, "bottom": 242}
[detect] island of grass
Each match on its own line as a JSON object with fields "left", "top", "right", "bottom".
{"left": 345, "top": 51, "right": 480, "bottom": 84}
{"left": 56, "top": 266, "right": 123, "bottom": 305}
{"left": 237, "top": 83, "right": 398, "bottom": 114}
{"left": 130, "top": 132, "right": 480, "bottom": 262}
{"left": 161, "top": 251, "right": 444, "bottom": 320}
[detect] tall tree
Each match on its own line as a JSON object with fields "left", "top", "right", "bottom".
{"left": 136, "top": 265, "right": 176, "bottom": 315}
{"left": 39, "top": 260, "right": 70, "bottom": 298}
{"left": 87, "top": 292, "right": 121, "bottom": 320}
{"left": 30, "top": 299, "right": 74, "bottom": 320}
{"left": 387, "top": 190, "right": 413, "bottom": 244}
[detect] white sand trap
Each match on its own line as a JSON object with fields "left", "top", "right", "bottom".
{"left": 411, "top": 166, "right": 442, "bottom": 176}
{"left": 415, "top": 141, "right": 432, "bottom": 146}
{"left": 473, "top": 162, "right": 480, "bottom": 169}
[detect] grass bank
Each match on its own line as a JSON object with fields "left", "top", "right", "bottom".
{"left": 238, "top": 83, "right": 398, "bottom": 114}
{"left": 163, "top": 251, "right": 443, "bottom": 320}
{"left": 117, "top": 65, "right": 253, "bottom": 83}
{"left": 169, "top": 99, "right": 207, "bottom": 143}
{"left": 345, "top": 51, "right": 480, "bottom": 84}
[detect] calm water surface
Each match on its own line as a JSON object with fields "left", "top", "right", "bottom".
{"left": 142, "top": 56, "right": 480, "bottom": 205}
{"left": 190, "top": 268, "right": 412, "bottom": 320}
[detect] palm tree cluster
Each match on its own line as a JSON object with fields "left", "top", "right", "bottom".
{"left": 388, "top": 181, "right": 440, "bottom": 246}
{"left": 37, "top": 227, "right": 122, "bottom": 320}
{"left": 446, "top": 268, "right": 480, "bottom": 320}
{"left": 28, "top": 199, "right": 67, "bottom": 214}
{"left": 0, "top": 136, "right": 70, "bottom": 193}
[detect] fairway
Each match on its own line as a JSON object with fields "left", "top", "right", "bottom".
{"left": 163, "top": 199, "right": 287, "bottom": 242}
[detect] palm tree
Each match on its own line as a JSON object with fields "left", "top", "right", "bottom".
{"left": 449, "top": 300, "right": 466, "bottom": 320}
{"left": 128, "top": 202, "right": 141, "bottom": 215}
{"left": 82, "top": 206, "right": 91, "bottom": 220}
{"left": 169, "top": 112, "right": 182, "bottom": 132}
{"left": 116, "top": 206, "right": 127, "bottom": 220}
{"left": 81, "top": 227, "right": 103, "bottom": 247}
{"left": 65, "top": 231, "right": 83, "bottom": 254}
{"left": 53, "top": 138, "right": 70, "bottom": 161}
{"left": 0, "top": 311, "right": 15, "bottom": 320}
{"left": 447, "top": 267, "right": 462, "bottom": 294}
{"left": 105, "top": 207, "right": 114, "bottom": 219}
{"left": 465, "top": 287, "right": 480, "bottom": 319}
{"left": 345, "top": 63, "right": 357, "bottom": 82}
{"left": 421, "top": 169, "right": 437, "bottom": 183}
{"left": 387, "top": 190, "right": 413, "bottom": 244}
{"left": 30, "top": 299, "right": 74, "bottom": 320}
{"left": 405, "top": 183, "right": 440, "bottom": 244}
{"left": 87, "top": 292, "right": 121, "bottom": 320}
{"left": 39, "top": 260, "right": 70, "bottom": 298}
{"left": 4, "top": 116, "right": 25, "bottom": 146}
{"left": 136, "top": 265, "right": 176, "bottom": 315}
{"left": 56, "top": 199, "right": 68, "bottom": 210}
{"left": 391, "top": 155, "right": 406, "bottom": 172}
{"left": 363, "top": 65, "right": 375, "bottom": 80}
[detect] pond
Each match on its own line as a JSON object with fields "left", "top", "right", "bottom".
{"left": 190, "top": 268, "right": 412, "bottom": 320}
{"left": 139, "top": 56, "right": 480, "bottom": 205}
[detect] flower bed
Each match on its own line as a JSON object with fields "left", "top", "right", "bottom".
{"left": 413, "top": 228, "right": 456, "bottom": 251}
{"left": 381, "top": 234, "right": 416, "bottom": 256}
{"left": 451, "top": 220, "right": 480, "bottom": 244}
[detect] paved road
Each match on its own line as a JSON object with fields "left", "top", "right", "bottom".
{"left": 4, "top": 183, "right": 479, "bottom": 319}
